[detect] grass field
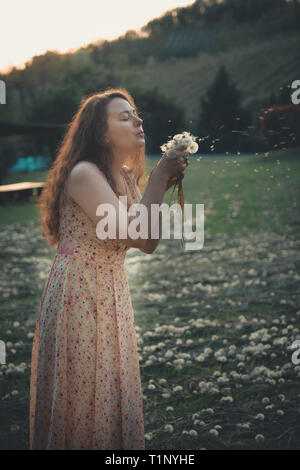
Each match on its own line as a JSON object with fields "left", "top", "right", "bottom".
{"left": 0, "top": 146, "right": 299, "bottom": 449}
{"left": 2, "top": 146, "right": 299, "bottom": 261}
{"left": 1, "top": 147, "right": 300, "bottom": 236}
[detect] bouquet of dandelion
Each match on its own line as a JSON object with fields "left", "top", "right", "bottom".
{"left": 160, "top": 131, "right": 199, "bottom": 248}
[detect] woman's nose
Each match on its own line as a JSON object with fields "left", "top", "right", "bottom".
{"left": 135, "top": 116, "right": 143, "bottom": 125}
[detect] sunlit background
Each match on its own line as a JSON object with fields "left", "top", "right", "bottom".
{"left": 0, "top": 0, "right": 194, "bottom": 71}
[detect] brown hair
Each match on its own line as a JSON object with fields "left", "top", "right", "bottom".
{"left": 37, "top": 87, "right": 147, "bottom": 247}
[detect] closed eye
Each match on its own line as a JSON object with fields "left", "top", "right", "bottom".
{"left": 121, "top": 109, "right": 138, "bottom": 120}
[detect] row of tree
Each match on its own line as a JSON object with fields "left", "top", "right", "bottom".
{"left": 3, "top": 62, "right": 294, "bottom": 184}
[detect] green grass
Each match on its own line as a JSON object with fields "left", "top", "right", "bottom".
{"left": 1, "top": 147, "right": 299, "bottom": 236}
{"left": 3, "top": 170, "right": 48, "bottom": 185}
{"left": 148, "top": 146, "right": 300, "bottom": 238}
{"left": 0, "top": 202, "right": 40, "bottom": 227}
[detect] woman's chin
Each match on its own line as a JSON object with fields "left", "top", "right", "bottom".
{"left": 135, "top": 140, "right": 145, "bottom": 149}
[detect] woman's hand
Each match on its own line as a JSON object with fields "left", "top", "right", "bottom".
{"left": 165, "top": 167, "right": 188, "bottom": 190}
{"left": 149, "top": 145, "right": 190, "bottom": 188}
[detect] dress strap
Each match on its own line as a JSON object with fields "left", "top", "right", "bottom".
{"left": 121, "top": 167, "right": 134, "bottom": 200}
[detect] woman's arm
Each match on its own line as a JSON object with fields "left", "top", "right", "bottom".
{"left": 65, "top": 161, "right": 169, "bottom": 254}
{"left": 129, "top": 171, "right": 185, "bottom": 254}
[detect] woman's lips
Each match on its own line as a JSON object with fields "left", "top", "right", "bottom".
{"left": 136, "top": 131, "right": 144, "bottom": 137}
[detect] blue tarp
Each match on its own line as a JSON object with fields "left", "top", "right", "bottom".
{"left": 8, "top": 156, "right": 51, "bottom": 173}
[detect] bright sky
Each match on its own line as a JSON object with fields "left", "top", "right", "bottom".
{"left": 0, "top": 0, "right": 195, "bottom": 72}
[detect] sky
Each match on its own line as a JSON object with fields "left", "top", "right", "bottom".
{"left": 0, "top": 0, "right": 195, "bottom": 72}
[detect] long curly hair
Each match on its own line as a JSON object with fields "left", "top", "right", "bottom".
{"left": 37, "top": 87, "right": 148, "bottom": 247}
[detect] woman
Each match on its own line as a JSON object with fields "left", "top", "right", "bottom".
{"left": 29, "top": 87, "right": 189, "bottom": 450}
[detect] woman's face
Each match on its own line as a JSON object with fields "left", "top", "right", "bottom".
{"left": 105, "top": 97, "right": 145, "bottom": 158}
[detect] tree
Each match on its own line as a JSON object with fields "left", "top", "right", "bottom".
{"left": 132, "top": 87, "right": 186, "bottom": 154}
{"left": 28, "top": 83, "right": 80, "bottom": 158}
{"left": 197, "top": 64, "right": 252, "bottom": 152}
{"left": 0, "top": 137, "right": 20, "bottom": 184}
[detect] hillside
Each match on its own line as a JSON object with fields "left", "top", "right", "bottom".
{"left": 119, "top": 31, "right": 300, "bottom": 125}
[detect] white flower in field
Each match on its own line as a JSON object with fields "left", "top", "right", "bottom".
{"left": 214, "top": 425, "right": 222, "bottom": 430}
{"left": 220, "top": 396, "right": 233, "bottom": 403}
{"left": 278, "top": 394, "right": 285, "bottom": 401}
{"left": 161, "top": 131, "right": 199, "bottom": 158}
{"left": 189, "top": 429, "right": 198, "bottom": 436}
{"left": 165, "top": 350, "right": 174, "bottom": 358}
{"left": 202, "top": 408, "right": 214, "bottom": 415}
{"left": 6, "top": 342, "right": 13, "bottom": 349}
{"left": 255, "top": 413, "right": 265, "bottom": 421}
{"left": 145, "top": 360, "right": 153, "bottom": 366}
{"left": 192, "top": 413, "right": 200, "bottom": 420}
{"left": 195, "top": 354, "right": 205, "bottom": 362}
{"left": 11, "top": 390, "right": 19, "bottom": 396}
{"left": 164, "top": 424, "right": 174, "bottom": 433}
{"left": 217, "top": 376, "right": 229, "bottom": 384}
{"left": 162, "top": 393, "right": 171, "bottom": 398}
{"left": 213, "top": 370, "right": 221, "bottom": 377}
{"left": 198, "top": 380, "right": 206, "bottom": 387}
{"left": 148, "top": 384, "right": 156, "bottom": 390}
{"left": 166, "top": 406, "right": 174, "bottom": 411}
{"left": 237, "top": 422, "right": 250, "bottom": 429}
{"left": 204, "top": 347, "right": 213, "bottom": 355}
{"left": 265, "top": 404, "right": 274, "bottom": 410}
{"left": 145, "top": 433, "right": 153, "bottom": 441}
{"left": 174, "top": 358, "right": 185, "bottom": 365}
{"left": 276, "top": 409, "right": 284, "bottom": 416}
{"left": 159, "top": 378, "right": 167, "bottom": 385}
{"left": 209, "top": 429, "right": 219, "bottom": 437}
{"left": 182, "top": 430, "right": 189, "bottom": 435}
{"left": 173, "top": 385, "right": 183, "bottom": 392}
{"left": 215, "top": 348, "right": 225, "bottom": 356}
{"left": 13, "top": 321, "right": 20, "bottom": 328}
{"left": 273, "top": 337, "right": 287, "bottom": 346}
{"left": 27, "top": 332, "right": 34, "bottom": 339}
{"left": 262, "top": 397, "right": 270, "bottom": 404}
{"left": 217, "top": 355, "right": 227, "bottom": 362}
{"left": 255, "top": 434, "right": 264, "bottom": 443}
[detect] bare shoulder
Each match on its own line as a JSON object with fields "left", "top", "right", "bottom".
{"left": 70, "top": 160, "right": 103, "bottom": 179}
{"left": 66, "top": 161, "right": 105, "bottom": 198}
